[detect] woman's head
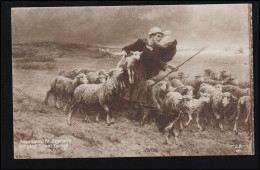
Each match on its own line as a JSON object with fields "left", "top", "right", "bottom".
{"left": 148, "top": 27, "right": 164, "bottom": 44}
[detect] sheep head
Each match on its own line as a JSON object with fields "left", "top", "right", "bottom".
{"left": 129, "top": 51, "right": 143, "bottom": 61}
{"left": 204, "top": 69, "right": 213, "bottom": 78}
{"left": 98, "top": 69, "right": 109, "bottom": 83}
{"left": 76, "top": 73, "right": 88, "bottom": 84}
{"left": 182, "top": 95, "right": 195, "bottom": 112}
{"left": 222, "top": 92, "right": 236, "bottom": 108}
{"left": 200, "top": 92, "right": 211, "bottom": 104}
{"left": 108, "top": 68, "right": 124, "bottom": 79}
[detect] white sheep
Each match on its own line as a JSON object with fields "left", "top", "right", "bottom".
{"left": 116, "top": 51, "right": 142, "bottom": 84}
{"left": 161, "top": 92, "right": 195, "bottom": 144}
{"left": 44, "top": 73, "right": 88, "bottom": 109}
{"left": 67, "top": 68, "right": 124, "bottom": 126}
{"left": 188, "top": 93, "right": 211, "bottom": 130}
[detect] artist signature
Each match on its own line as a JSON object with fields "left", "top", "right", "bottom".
{"left": 231, "top": 144, "right": 246, "bottom": 153}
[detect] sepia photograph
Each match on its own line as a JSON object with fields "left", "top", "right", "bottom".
{"left": 11, "top": 4, "right": 255, "bottom": 159}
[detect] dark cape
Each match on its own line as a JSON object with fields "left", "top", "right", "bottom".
{"left": 118, "top": 38, "right": 177, "bottom": 103}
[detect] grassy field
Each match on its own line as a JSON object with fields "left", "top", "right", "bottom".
{"left": 12, "top": 42, "right": 254, "bottom": 158}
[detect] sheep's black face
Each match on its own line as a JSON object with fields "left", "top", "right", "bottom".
{"left": 222, "top": 92, "right": 234, "bottom": 108}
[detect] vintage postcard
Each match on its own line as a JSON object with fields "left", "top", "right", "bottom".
{"left": 12, "top": 4, "right": 254, "bottom": 159}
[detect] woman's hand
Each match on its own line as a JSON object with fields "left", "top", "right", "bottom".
{"left": 167, "top": 64, "right": 178, "bottom": 71}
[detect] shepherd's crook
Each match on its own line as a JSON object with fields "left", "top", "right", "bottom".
{"left": 150, "top": 46, "right": 208, "bottom": 87}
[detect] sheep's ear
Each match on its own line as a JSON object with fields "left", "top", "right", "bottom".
{"left": 139, "top": 51, "right": 143, "bottom": 55}
{"left": 178, "top": 97, "right": 183, "bottom": 100}
{"left": 130, "top": 51, "right": 134, "bottom": 55}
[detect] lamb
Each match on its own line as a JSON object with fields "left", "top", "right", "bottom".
{"left": 185, "top": 92, "right": 211, "bottom": 129}
{"left": 44, "top": 73, "right": 88, "bottom": 109}
{"left": 116, "top": 51, "right": 142, "bottom": 84}
{"left": 218, "top": 84, "right": 250, "bottom": 99}
{"left": 232, "top": 96, "right": 252, "bottom": 135}
{"left": 85, "top": 69, "right": 108, "bottom": 84}
{"left": 161, "top": 92, "right": 195, "bottom": 144}
{"left": 126, "top": 51, "right": 142, "bottom": 84}
{"left": 58, "top": 68, "right": 81, "bottom": 79}
{"left": 67, "top": 68, "right": 124, "bottom": 126}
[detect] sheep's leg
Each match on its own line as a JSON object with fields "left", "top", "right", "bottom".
{"left": 54, "top": 94, "right": 60, "bottom": 108}
{"left": 229, "top": 110, "right": 237, "bottom": 121}
{"left": 185, "top": 112, "right": 192, "bottom": 127}
{"left": 213, "top": 110, "right": 221, "bottom": 120}
{"left": 140, "top": 108, "right": 149, "bottom": 127}
{"left": 44, "top": 89, "right": 52, "bottom": 105}
{"left": 67, "top": 105, "right": 75, "bottom": 126}
{"left": 163, "top": 121, "right": 174, "bottom": 145}
{"left": 95, "top": 112, "right": 100, "bottom": 122}
{"left": 218, "top": 120, "right": 225, "bottom": 133}
{"left": 56, "top": 94, "right": 63, "bottom": 109}
{"left": 248, "top": 112, "right": 253, "bottom": 137}
{"left": 245, "top": 104, "right": 252, "bottom": 135}
{"left": 64, "top": 98, "right": 71, "bottom": 112}
{"left": 196, "top": 111, "right": 203, "bottom": 131}
{"left": 245, "top": 105, "right": 250, "bottom": 124}
{"left": 85, "top": 115, "right": 91, "bottom": 123}
{"left": 233, "top": 104, "right": 241, "bottom": 135}
{"left": 179, "top": 113, "right": 184, "bottom": 131}
{"left": 78, "top": 104, "right": 90, "bottom": 123}
{"left": 102, "top": 105, "right": 111, "bottom": 125}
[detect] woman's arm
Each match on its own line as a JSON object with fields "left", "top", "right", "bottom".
{"left": 122, "top": 39, "right": 145, "bottom": 55}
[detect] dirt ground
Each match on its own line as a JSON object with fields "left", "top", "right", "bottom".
{"left": 12, "top": 43, "right": 254, "bottom": 158}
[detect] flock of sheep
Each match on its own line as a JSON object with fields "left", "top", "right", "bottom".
{"left": 44, "top": 51, "right": 252, "bottom": 145}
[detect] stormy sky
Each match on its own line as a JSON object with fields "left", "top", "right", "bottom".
{"left": 11, "top": 4, "right": 250, "bottom": 48}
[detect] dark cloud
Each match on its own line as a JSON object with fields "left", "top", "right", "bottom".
{"left": 11, "top": 5, "right": 249, "bottom": 47}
